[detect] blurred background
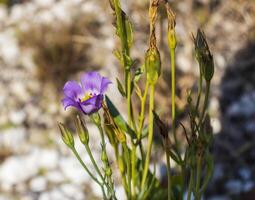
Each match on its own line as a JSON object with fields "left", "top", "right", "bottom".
{"left": 0, "top": 0, "right": 255, "bottom": 199}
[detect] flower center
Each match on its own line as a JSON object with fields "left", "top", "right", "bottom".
{"left": 80, "top": 92, "right": 95, "bottom": 102}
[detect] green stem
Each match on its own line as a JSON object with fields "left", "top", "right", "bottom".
{"left": 131, "top": 143, "right": 136, "bottom": 198}
{"left": 138, "top": 81, "right": 149, "bottom": 140}
{"left": 195, "top": 68, "right": 203, "bottom": 112}
{"left": 97, "top": 123, "right": 117, "bottom": 200}
{"left": 71, "top": 148, "right": 101, "bottom": 185}
{"left": 170, "top": 47, "right": 177, "bottom": 146}
{"left": 200, "top": 81, "right": 210, "bottom": 123}
{"left": 123, "top": 143, "right": 132, "bottom": 199}
{"left": 84, "top": 144, "right": 104, "bottom": 182}
{"left": 195, "top": 156, "right": 202, "bottom": 200}
{"left": 72, "top": 147, "right": 107, "bottom": 199}
{"left": 187, "top": 169, "right": 194, "bottom": 200}
{"left": 166, "top": 150, "right": 172, "bottom": 200}
{"left": 141, "top": 85, "right": 155, "bottom": 189}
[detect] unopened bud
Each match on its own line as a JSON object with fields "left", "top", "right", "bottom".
{"left": 105, "top": 167, "right": 112, "bottom": 177}
{"left": 75, "top": 115, "right": 89, "bottom": 145}
{"left": 101, "top": 150, "right": 108, "bottom": 163}
{"left": 194, "top": 29, "right": 214, "bottom": 82}
{"left": 117, "top": 156, "right": 125, "bottom": 174}
{"left": 145, "top": 46, "right": 161, "bottom": 85}
{"left": 91, "top": 113, "right": 101, "bottom": 125}
{"left": 58, "top": 122, "right": 74, "bottom": 148}
{"left": 166, "top": 2, "right": 176, "bottom": 49}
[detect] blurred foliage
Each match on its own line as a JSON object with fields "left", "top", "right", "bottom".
{"left": 17, "top": 17, "right": 100, "bottom": 90}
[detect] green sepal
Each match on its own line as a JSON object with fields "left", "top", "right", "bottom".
{"left": 116, "top": 78, "right": 126, "bottom": 97}
{"left": 58, "top": 122, "right": 74, "bottom": 148}
{"left": 75, "top": 115, "right": 89, "bottom": 145}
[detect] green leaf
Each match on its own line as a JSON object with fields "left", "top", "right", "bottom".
{"left": 105, "top": 96, "right": 136, "bottom": 139}
{"left": 113, "top": 50, "right": 122, "bottom": 63}
{"left": 169, "top": 150, "right": 181, "bottom": 165}
{"left": 116, "top": 78, "right": 126, "bottom": 97}
{"left": 134, "top": 67, "right": 144, "bottom": 83}
{"left": 125, "top": 18, "right": 133, "bottom": 49}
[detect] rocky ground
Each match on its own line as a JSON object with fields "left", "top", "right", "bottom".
{"left": 0, "top": 0, "right": 255, "bottom": 199}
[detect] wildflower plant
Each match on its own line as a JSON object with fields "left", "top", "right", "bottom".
{"left": 58, "top": 0, "right": 215, "bottom": 200}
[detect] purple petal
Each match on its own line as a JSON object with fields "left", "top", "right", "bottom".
{"left": 61, "top": 97, "right": 80, "bottom": 110}
{"left": 80, "top": 71, "right": 111, "bottom": 94}
{"left": 79, "top": 94, "right": 103, "bottom": 114}
{"left": 100, "top": 77, "right": 112, "bottom": 93}
{"left": 63, "top": 81, "right": 82, "bottom": 99}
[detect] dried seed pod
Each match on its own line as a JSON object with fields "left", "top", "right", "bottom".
{"left": 145, "top": 46, "right": 161, "bottom": 85}
{"left": 194, "top": 29, "right": 214, "bottom": 82}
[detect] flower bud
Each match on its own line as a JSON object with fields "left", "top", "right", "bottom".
{"left": 166, "top": 2, "right": 176, "bottom": 50}
{"left": 105, "top": 167, "right": 112, "bottom": 177}
{"left": 101, "top": 150, "right": 108, "bottom": 163}
{"left": 58, "top": 122, "right": 74, "bottom": 148}
{"left": 145, "top": 46, "right": 161, "bottom": 85}
{"left": 117, "top": 156, "right": 125, "bottom": 174}
{"left": 91, "top": 113, "right": 101, "bottom": 125}
{"left": 75, "top": 115, "right": 89, "bottom": 145}
{"left": 167, "top": 29, "right": 177, "bottom": 50}
{"left": 194, "top": 29, "right": 214, "bottom": 82}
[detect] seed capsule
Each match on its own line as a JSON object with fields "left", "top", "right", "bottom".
{"left": 75, "top": 115, "right": 89, "bottom": 145}
{"left": 145, "top": 46, "right": 161, "bottom": 85}
{"left": 194, "top": 29, "right": 214, "bottom": 82}
{"left": 58, "top": 122, "right": 74, "bottom": 148}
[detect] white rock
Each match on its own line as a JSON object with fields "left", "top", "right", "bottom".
{"left": 91, "top": 180, "right": 102, "bottom": 198}
{"left": 59, "top": 157, "right": 90, "bottom": 184}
{"left": 0, "top": 5, "right": 7, "bottom": 24}
{"left": 29, "top": 176, "right": 47, "bottom": 192}
{"left": 243, "top": 181, "right": 254, "bottom": 192}
{"left": 39, "top": 189, "right": 68, "bottom": 200}
{"left": 225, "top": 179, "right": 242, "bottom": 194}
{"left": 0, "top": 154, "right": 38, "bottom": 186}
{"left": 212, "top": 164, "right": 224, "bottom": 182}
{"left": 10, "top": 82, "right": 29, "bottom": 102}
{"left": 60, "top": 184, "right": 85, "bottom": 200}
{"left": 38, "top": 149, "right": 59, "bottom": 170}
{"left": 46, "top": 171, "right": 65, "bottom": 184}
{"left": 34, "top": 0, "right": 55, "bottom": 8}
{"left": 0, "top": 127, "right": 26, "bottom": 151}
{"left": 35, "top": 10, "right": 54, "bottom": 24}
{"left": 239, "top": 168, "right": 251, "bottom": 181}
{"left": 51, "top": 3, "right": 71, "bottom": 25}
{"left": 0, "top": 31, "right": 20, "bottom": 67}
{"left": 115, "top": 186, "right": 126, "bottom": 200}
{"left": 9, "top": 110, "right": 26, "bottom": 125}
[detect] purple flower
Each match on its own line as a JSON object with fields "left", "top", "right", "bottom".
{"left": 62, "top": 71, "right": 111, "bottom": 115}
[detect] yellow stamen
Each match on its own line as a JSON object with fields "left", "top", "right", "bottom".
{"left": 81, "top": 92, "right": 93, "bottom": 102}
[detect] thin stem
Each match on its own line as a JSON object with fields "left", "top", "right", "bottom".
{"left": 123, "top": 143, "right": 132, "bottom": 199}
{"left": 137, "top": 81, "right": 149, "bottom": 164}
{"left": 72, "top": 147, "right": 107, "bottom": 200}
{"left": 141, "top": 85, "right": 155, "bottom": 189}
{"left": 84, "top": 144, "right": 104, "bottom": 182}
{"left": 187, "top": 169, "right": 194, "bottom": 200}
{"left": 131, "top": 143, "right": 136, "bottom": 198}
{"left": 170, "top": 47, "right": 177, "bottom": 146}
{"left": 71, "top": 148, "right": 102, "bottom": 185}
{"left": 166, "top": 150, "right": 172, "bottom": 200}
{"left": 200, "top": 81, "right": 210, "bottom": 124}
{"left": 195, "top": 69, "right": 203, "bottom": 112}
{"left": 195, "top": 156, "right": 202, "bottom": 200}
{"left": 97, "top": 122, "right": 117, "bottom": 200}
{"left": 138, "top": 81, "right": 149, "bottom": 140}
